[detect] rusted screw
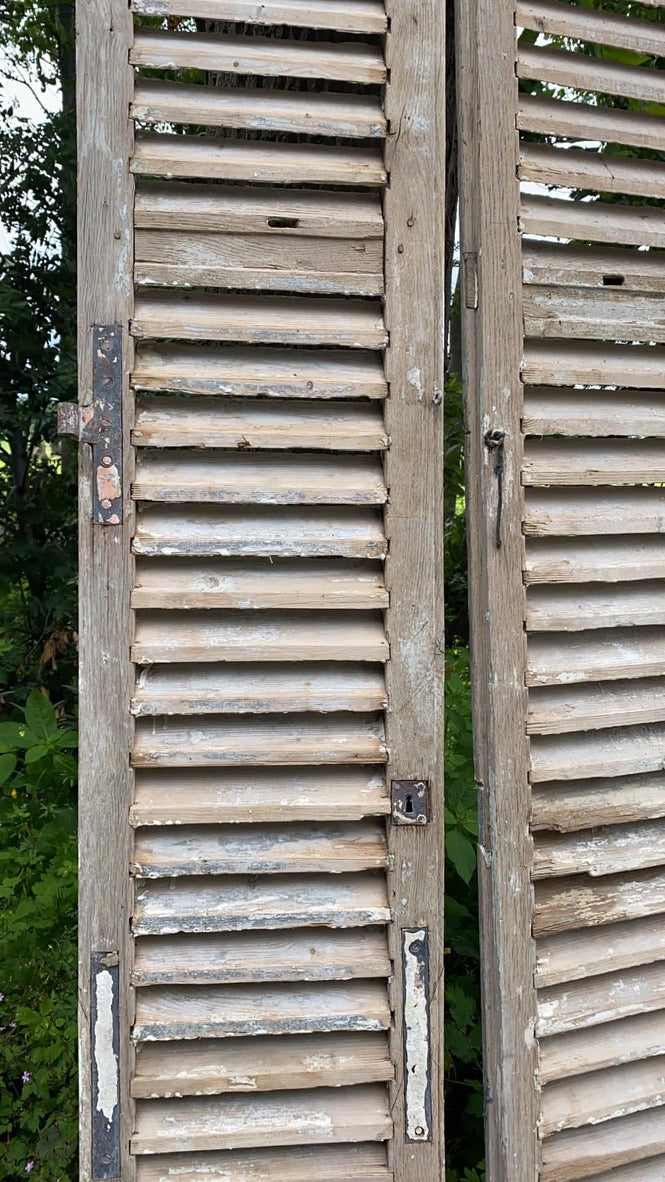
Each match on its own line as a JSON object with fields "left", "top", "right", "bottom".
{"left": 101, "top": 455, "right": 113, "bottom": 467}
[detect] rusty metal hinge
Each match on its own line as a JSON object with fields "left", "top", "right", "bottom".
{"left": 391, "top": 778, "right": 429, "bottom": 825}
{"left": 58, "top": 326, "right": 122, "bottom": 525}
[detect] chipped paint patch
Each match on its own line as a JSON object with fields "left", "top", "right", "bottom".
{"left": 91, "top": 952, "right": 120, "bottom": 1179}
{"left": 94, "top": 970, "right": 118, "bottom": 1121}
{"left": 403, "top": 928, "right": 432, "bottom": 1142}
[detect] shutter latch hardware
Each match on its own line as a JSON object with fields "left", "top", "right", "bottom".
{"left": 391, "top": 778, "right": 429, "bottom": 825}
{"left": 58, "top": 326, "right": 122, "bottom": 525}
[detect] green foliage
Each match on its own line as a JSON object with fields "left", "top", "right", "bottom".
{"left": 0, "top": 691, "right": 78, "bottom": 1179}
{"left": 444, "top": 650, "right": 485, "bottom": 1180}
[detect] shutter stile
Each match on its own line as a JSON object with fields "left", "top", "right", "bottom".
{"left": 75, "top": 0, "right": 443, "bottom": 1177}
{"left": 461, "top": 0, "right": 665, "bottom": 1176}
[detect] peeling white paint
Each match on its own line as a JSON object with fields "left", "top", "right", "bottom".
{"left": 94, "top": 969, "right": 118, "bottom": 1123}
{"left": 404, "top": 928, "right": 430, "bottom": 1141}
{"left": 406, "top": 367, "right": 425, "bottom": 400}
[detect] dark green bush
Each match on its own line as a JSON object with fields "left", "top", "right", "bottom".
{"left": 0, "top": 690, "right": 78, "bottom": 1179}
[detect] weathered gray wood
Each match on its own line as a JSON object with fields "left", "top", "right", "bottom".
{"left": 132, "top": 344, "right": 387, "bottom": 400}
{"left": 527, "top": 629, "right": 665, "bottom": 687}
{"left": 520, "top": 194, "right": 665, "bottom": 251}
{"left": 523, "top": 388, "right": 665, "bottom": 438}
{"left": 134, "top": 1144, "right": 390, "bottom": 1182}
{"left": 132, "top": 79, "right": 386, "bottom": 140}
{"left": 133, "top": 872, "right": 391, "bottom": 936}
{"left": 518, "top": 43, "right": 665, "bottom": 105}
{"left": 534, "top": 868, "right": 665, "bottom": 936}
{"left": 531, "top": 772, "right": 665, "bottom": 834}
{"left": 132, "top": 927, "right": 391, "bottom": 986}
{"left": 131, "top": 28, "right": 386, "bottom": 85}
{"left": 535, "top": 915, "right": 665, "bottom": 988}
{"left": 540, "top": 1011, "right": 665, "bottom": 1085}
{"left": 132, "top": 1031, "right": 393, "bottom": 1097}
{"left": 518, "top": 94, "right": 665, "bottom": 154}
{"left": 131, "top": 0, "right": 389, "bottom": 34}
{"left": 520, "top": 142, "right": 665, "bottom": 202}
{"left": 131, "top": 820, "right": 388, "bottom": 877}
{"left": 533, "top": 822, "right": 665, "bottom": 879}
{"left": 131, "top": 767, "right": 389, "bottom": 827}
{"left": 525, "top": 537, "right": 665, "bottom": 586}
{"left": 540, "top": 1105, "right": 665, "bottom": 1182}
{"left": 132, "top": 452, "right": 387, "bottom": 506}
{"left": 133, "top": 981, "right": 391, "bottom": 1041}
{"left": 133, "top": 505, "right": 387, "bottom": 560}
{"left": 518, "top": 0, "right": 665, "bottom": 57}
{"left": 131, "top": 560, "right": 388, "bottom": 612}
{"left": 528, "top": 680, "right": 665, "bottom": 735}
{"left": 526, "top": 584, "right": 665, "bottom": 631}
{"left": 132, "top": 134, "right": 387, "bottom": 187}
{"left": 537, "top": 962, "right": 665, "bottom": 1038}
{"left": 383, "top": 0, "right": 445, "bottom": 1175}
{"left": 524, "top": 341, "right": 665, "bottom": 388}
{"left": 132, "top": 1085, "right": 392, "bottom": 1155}
{"left": 540, "top": 1056, "right": 665, "bottom": 1137}
{"left": 523, "top": 243, "right": 665, "bottom": 296}
{"left": 531, "top": 725, "right": 665, "bottom": 783}
{"left": 132, "top": 292, "right": 387, "bottom": 349}
{"left": 457, "top": 0, "right": 539, "bottom": 1175}
{"left": 77, "top": 0, "right": 135, "bottom": 1178}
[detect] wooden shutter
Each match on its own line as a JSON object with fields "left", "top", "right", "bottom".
{"left": 75, "top": 2, "right": 444, "bottom": 1179}
{"left": 459, "top": 1, "right": 665, "bottom": 1178}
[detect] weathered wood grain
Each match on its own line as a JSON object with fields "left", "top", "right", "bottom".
{"left": 533, "top": 821, "right": 665, "bottom": 879}
{"left": 77, "top": 0, "right": 135, "bottom": 1177}
{"left": 526, "top": 583, "right": 665, "bottom": 631}
{"left": 540, "top": 1105, "right": 665, "bottom": 1182}
{"left": 534, "top": 868, "right": 665, "bottom": 936}
{"left": 520, "top": 194, "right": 665, "bottom": 250}
{"left": 383, "top": 0, "right": 446, "bottom": 1175}
{"left": 526, "top": 629, "right": 665, "bottom": 687}
{"left": 132, "top": 1031, "right": 393, "bottom": 1098}
{"left": 132, "top": 927, "right": 391, "bottom": 986}
{"left": 520, "top": 143, "right": 665, "bottom": 202}
{"left": 540, "top": 1056, "right": 665, "bottom": 1137}
{"left": 531, "top": 725, "right": 665, "bottom": 783}
{"left": 131, "top": 0, "right": 389, "bottom": 34}
{"left": 524, "top": 488, "right": 665, "bottom": 538}
{"left": 135, "top": 1144, "right": 390, "bottom": 1182}
{"left": 133, "top": 871, "right": 391, "bottom": 935}
{"left": 133, "top": 399, "right": 388, "bottom": 453}
{"left": 523, "top": 243, "right": 665, "bottom": 296}
{"left": 132, "top": 344, "right": 387, "bottom": 400}
{"left": 131, "top": 819, "right": 388, "bottom": 877}
{"left": 540, "top": 1011, "right": 665, "bottom": 1085}
{"left": 133, "top": 505, "right": 387, "bottom": 561}
{"left": 524, "top": 341, "right": 665, "bottom": 388}
{"left": 525, "top": 537, "right": 665, "bottom": 586}
{"left": 523, "top": 388, "right": 665, "bottom": 438}
{"left": 537, "top": 962, "right": 665, "bottom": 1037}
{"left": 518, "top": 43, "right": 665, "bottom": 105}
{"left": 131, "top": 29, "right": 386, "bottom": 85}
{"left": 131, "top": 292, "right": 387, "bottom": 349}
{"left": 518, "top": 0, "right": 665, "bottom": 55}
{"left": 531, "top": 772, "right": 665, "bottom": 833}
{"left": 133, "top": 981, "right": 391, "bottom": 1041}
{"left": 528, "top": 680, "right": 665, "bottom": 735}
{"left": 519, "top": 94, "right": 665, "bottom": 154}
{"left": 535, "top": 915, "right": 665, "bottom": 988}
{"left": 132, "top": 714, "right": 387, "bottom": 768}
{"left": 135, "top": 182, "right": 384, "bottom": 239}
{"left": 132, "top": 79, "right": 386, "bottom": 140}
{"left": 132, "top": 134, "right": 387, "bottom": 187}
{"left": 131, "top": 611, "right": 388, "bottom": 664}
{"left": 131, "top": 767, "right": 389, "bottom": 827}
{"left": 132, "top": 451, "right": 387, "bottom": 506}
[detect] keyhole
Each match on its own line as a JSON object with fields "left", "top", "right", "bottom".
{"left": 405, "top": 793, "right": 414, "bottom": 814}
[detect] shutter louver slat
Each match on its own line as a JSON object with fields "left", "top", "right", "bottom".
{"left": 131, "top": 0, "right": 389, "bottom": 34}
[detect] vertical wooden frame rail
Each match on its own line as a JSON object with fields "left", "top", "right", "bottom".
{"left": 77, "top": 0, "right": 135, "bottom": 1178}
{"left": 384, "top": 3, "right": 446, "bottom": 1178}
{"left": 75, "top": 0, "right": 445, "bottom": 1177}
{"left": 457, "top": 0, "right": 540, "bottom": 1178}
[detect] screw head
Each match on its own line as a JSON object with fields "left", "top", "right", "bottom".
{"left": 101, "top": 455, "right": 113, "bottom": 467}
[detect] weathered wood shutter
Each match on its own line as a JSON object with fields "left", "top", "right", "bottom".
{"left": 459, "top": 1, "right": 665, "bottom": 1178}
{"left": 75, "top": 1, "right": 444, "bottom": 1179}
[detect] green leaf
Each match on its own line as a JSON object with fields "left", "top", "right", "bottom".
{"left": 0, "top": 721, "right": 31, "bottom": 751}
{"left": 0, "top": 752, "right": 16, "bottom": 785}
{"left": 25, "top": 688, "right": 57, "bottom": 740}
{"left": 25, "top": 744, "right": 49, "bottom": 764}
{"left": 446, "top": 828, "right": 477, "bottom": 885}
